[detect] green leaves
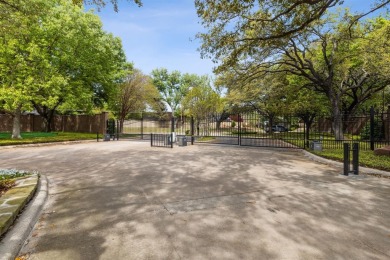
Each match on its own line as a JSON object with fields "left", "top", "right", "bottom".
{"left": 0, "top": 0, "right": 126, "bottom": 132}
{"left": 182, "top": 76, "right": 223, "bottom": 119}
{"left": 151, "top": 68, "right": 194, "bottom": 114}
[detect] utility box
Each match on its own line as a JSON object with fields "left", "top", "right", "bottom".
{"left": 104, "top": 134, "right": 111, "bottom": 141}
{"left": 310, "top": 140, "right": 322, "bottom": 151}
{"left": 164, "top": 135, "right": 172, "bottom": 145}
{"left": 177, "top": 135, "right": 187, "bottom": 146}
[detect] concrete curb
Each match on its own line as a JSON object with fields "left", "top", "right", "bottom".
{"left": 302, "top": 150, "right": 390, "bottom": 177}
{"left": 0, "top": 175, "right": 48, "bottom": 260}
{"left": 0, "top": 175, "right": 38, "bottom": 237}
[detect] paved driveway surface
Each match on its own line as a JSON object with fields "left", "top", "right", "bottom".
{"left": 1, "top": 141, "right": 389, "bottom": 259}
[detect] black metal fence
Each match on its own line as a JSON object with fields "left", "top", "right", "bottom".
{"left": 112, "top": 113, "right": 191, "bottom": 140}
{"left": 192, "top": 108, "right": 390, "bottom": 150}
{"left": 107, "top": 108, "right": 390, "bottom": 151}
{"left": 150, "top": 133, "right": 173, "bottom": 148}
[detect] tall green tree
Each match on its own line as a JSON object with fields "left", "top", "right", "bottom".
{"left": 272, "top": 16, "right": 390, "bottom": 139}
{"left": 0, "top": 0, "right": 54, "bottom": 138}
{"left": 110, "top": 67, "right": 160, "bottom": 133}
{"left": 151, "top": 68, "right": 196, "bottom": 116}
{"left": 151, "top": 68, "right": 182, "bottom": 114}
{"left": 182, "top": 76, "right": 224, "bottom": 135}
{"left": 29, "top": 2, "right": 126, "bottom": 131}
{"left": 195, "top": 0, "right": 390, "bottom": 64}
{"left": 198, "top": 5, "right": 390, "bottom": 139}
{"left": 182, "top": 76, "right": 223, "bottom": 118}
{"left": 0, "top": 0, "right": 126, "bottom": 135}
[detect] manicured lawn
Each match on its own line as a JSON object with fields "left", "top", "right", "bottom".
{"left": 312, "top": 149, "right": 390, "bottom": 172}
{"left": 0, "top": 132, "right": 100, "bottom": 146}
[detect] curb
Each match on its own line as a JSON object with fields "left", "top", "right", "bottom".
{"left": 0, "top": 175, "right": 48, "bottom": 260}
{"left": 0, "top": 175, "right": 38, "bottom": 237}
{"left": 302, "top": 150, "right": 390, "bottom": 177}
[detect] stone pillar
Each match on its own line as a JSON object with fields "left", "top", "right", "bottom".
{"left": 100, "top": 112, "right": 109, "bottom": 134}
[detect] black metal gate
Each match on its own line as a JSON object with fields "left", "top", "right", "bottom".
{"left": 106, "top": 109, "right": 390, "bottom": 150}
{"left": 192, "top": 113, "right": 305, "bottom": 149}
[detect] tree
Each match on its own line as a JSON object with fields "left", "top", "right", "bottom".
{"left": 195, "top": 0, "right": 390, "bottom": 66}
{"left": 0, "top": 0, "right": 126, "bottom": 135}
{"left": 200, "top": 7, "right": 390, "bottom": 139}
{"left": 0, "top": 0, "right": 54, "bottom": 138}
{"left": 83, "top": 0, "right": 142, "bottom": 11}
{"left": 285, "top": 74, "right": 330, "bottom": 145}
{"left": 110, "top": 68, "right": 160, "bottom": 133}
{"left": 151, "top": 68, "right": 189, "bottom": 115}
{"left": 274, "top": 16, "right": 390, "bottom": 139}
{"left": 30, "top": 3, "right": 126, "bottom": 132}
{"left": 182, "top": 76, "right": 223, "bottom": 135}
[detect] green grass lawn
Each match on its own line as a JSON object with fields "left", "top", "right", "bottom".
{"left": 311, "top": 149, "right": 390, "bottom": 172}
{"left": 0, "top": 132, "right": 100, "bottom": 146}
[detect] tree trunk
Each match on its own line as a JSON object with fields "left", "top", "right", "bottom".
{"left": 11, "top": 106, "right": 22, "bottom": 139}
{"left": 43, "top": 117, "right": 52, "bottom": 132}
{"left": 41, "top": 110, "right": 55, "bottom": 132}
{"left": 330, "top": 96, "right": 344, "bottom": 140}
{"left": 269, "top": 114, "right": 275, "bottom": 133}
{"left": 216, "top": 112, "right": 229, "bottom": 130}
{"left": 300, "top": 113, "right": 315, "bottom": 148}
{"left": 119, "top": 119, "right": 124, "bottom": 134}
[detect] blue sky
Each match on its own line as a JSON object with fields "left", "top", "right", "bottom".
{"left": 91, "top": 0, "right": 212, "bottom": 76}
{"left": 92, "top": 0, "right": 384, "bottom": 77}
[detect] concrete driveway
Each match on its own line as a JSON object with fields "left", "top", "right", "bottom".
{"left": 1, "top": 141, "right": 389, "bottom": 259}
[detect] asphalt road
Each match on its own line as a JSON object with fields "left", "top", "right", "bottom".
{"left": 1, "top": 141, "right": 389, "bottom": 259}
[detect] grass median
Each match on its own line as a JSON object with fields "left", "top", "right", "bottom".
{"left": 0, "top": 132, "right": 101, "bottom": 146}
{"left": 0, "top": 169, "right": 33, "bottom": 196}
{"left": 311, "top": 149, "right": 390, "bottom": 172}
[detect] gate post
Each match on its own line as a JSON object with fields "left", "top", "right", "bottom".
{"left": 303, "top": 121, "right": 307, "bottom": 149}
{"left": 370, "top": 107, "right": 375, "bottom": 151}
{"left": 238, "top": 114, "right": 241, "bottom": 146}
{"left": 171, "top": 116, "right": 175, "bottom": 144}
{"left": 191, "top": 117, "right": 194, "bottom": 145}
{"left": 116, "top": 120, "right": 119, "bottom": 140}
{"left": 141, "top": 112, "right": 144, "bottom": 140}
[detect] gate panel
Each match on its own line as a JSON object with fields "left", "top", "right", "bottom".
{"left": 120, "top": 112, "right": 173, "bottom": 140}
{"left": 193, "top": 114, "right": 239, "bottom": 145}
{"left": 239, "top": 113, "right": 305, "bottom": 149}
{"left": 193, "top": 112, "right": 306, "bottom": 148}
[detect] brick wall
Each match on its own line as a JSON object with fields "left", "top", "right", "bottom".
{"left": 0, "top": 113, "right": 108, "bottom": 134}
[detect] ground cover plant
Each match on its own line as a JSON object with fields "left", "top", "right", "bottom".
{"left": 0, "top": 169, "right": 33, "bottom": 196}
{"left": 0, "top": 132, "right": 101, "bottom": 146}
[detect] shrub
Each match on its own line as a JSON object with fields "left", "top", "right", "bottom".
{"left": 360, "top": 120, "right": 384, "bottom": 140}
{"left": 0, "top": 169, "right": 33, "bottom": 180}
{"left": 0, "top": 169, "right": 34, "bottom": 196}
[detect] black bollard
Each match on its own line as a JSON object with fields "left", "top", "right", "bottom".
{"left": 352, "top": 143, "right": 359, "bottom": 175}
{"left": 343, "top": 143, "right": 350, "bottom": 176}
